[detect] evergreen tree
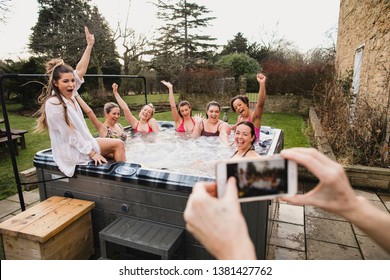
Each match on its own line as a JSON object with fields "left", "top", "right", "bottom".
{"left": 221, "top": 32, "right": 267, "bottom": 62}
{"left": 150, "top": 0, "right": 217, "bottom": 77}
{"left": 221, "top": 32, "right": 249, "bottom": 55}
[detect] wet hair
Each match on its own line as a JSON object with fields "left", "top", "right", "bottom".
{"left": 230, "top": 95, "right": 249, "bottom": 112}
{"left": 236, "top": 121, "right": 256, "bottom": 145}
{"left": 205, "top": 100, "right": 221, "bottom": 119}
{"left": 177, "top": 100, "right": 192, "bottom": 118}
{"left": 36, "top": 58, "right": 74, "bottom": 132}
{"left": 104, "top": 102, "right": 120, "bottom": 115}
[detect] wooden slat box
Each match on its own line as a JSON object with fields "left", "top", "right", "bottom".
{"left": 0, "top": 196, "right": 95, "bottom": 260}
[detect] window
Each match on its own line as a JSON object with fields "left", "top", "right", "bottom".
{"left": 350, "top": 44, "right": 364, "bottom": 123}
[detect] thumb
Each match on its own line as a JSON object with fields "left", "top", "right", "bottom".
{"left": 223, "top": 177, "right": 239, "bottom": 203}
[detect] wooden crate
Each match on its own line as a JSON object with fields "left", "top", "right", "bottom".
{"left": 0, "top": 196, "right": 95, "bottom": 260}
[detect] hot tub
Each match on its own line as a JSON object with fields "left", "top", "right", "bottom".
{"left": 34, "top": 121, "right": 284, "bottom": 259}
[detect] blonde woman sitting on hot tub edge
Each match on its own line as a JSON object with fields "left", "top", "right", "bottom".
{"left": 192, "top": 100, "right": 231, "bottom": 145}
{"left": 112, "top": 83, "right": 159, "bottom": 133}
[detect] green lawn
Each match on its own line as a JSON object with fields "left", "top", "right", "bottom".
{"left": 0, "top": 94, "right": 310, "bottom": 199}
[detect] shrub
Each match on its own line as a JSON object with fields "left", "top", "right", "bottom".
{"left": 314, "top": 71, "right": 388, "bottom": 167}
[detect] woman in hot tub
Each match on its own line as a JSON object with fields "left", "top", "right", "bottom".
{"left": 231, "top": 121, "right": 260, "bottom": 158}
{"left": 230, "top": 73, "right": 267, "bottom": 140}
{"left": 74, "top": 91, "right": 127, "bottom": 141}
{"left": 161, "top": 80, "right": 202, "bottom": 133}
{"left": 192, "top": 100, "right": 231, "bottom": 144}
{"left": 112, "top": 83, "right": 159, "bottom": 133}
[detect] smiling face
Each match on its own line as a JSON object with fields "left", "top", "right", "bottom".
{"left": 54, "top": 72, "right": 76, "bottom": 98}
{"left": 105, "top": 107, "right": 120, "bottom": 124}
{"left": 179, "top": 104, "right": 192, "bottom": 119}
{"left": 234, "top": 123, "right": 255, "bottom": 151}
{"left": 206, "top": 105, "right": 220, "bottom": 123}
{"left": 139, "top": 105, "right": 154, "bottom": 121}
{"left": 233, "top": 98, "right": 249, "bottom": 117}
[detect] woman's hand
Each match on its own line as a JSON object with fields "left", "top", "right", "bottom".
{"left": 193, "top": 113, "right": 203, "bottom": 123}
{"left": 89, "top": 150, "right": 108, "bottom": 165}
{"left": 112, "top": 83, "right": 119, "bottom": 95}
{"left": 184, "top": 178, "right": 256, "bottom": 260}
{"left": 256, "top": 73, "right": 266, "bottom": 84}
{"left": 280, "top": 148, "right": 359, "bottom": 217}
{"left": 161, "top": 80, "right": 173, "bottom": 91}
{"left": 85, "top": 26, "right": 95, "bottom": 48}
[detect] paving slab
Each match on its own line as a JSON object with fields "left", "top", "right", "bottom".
{"left": 305, "top": 205, "right": 346, "bottom": 221}
{"left": 268, "top": 221, "right": 305, "bottom": 251}
{"left": 0, "top": 200, "right": 21, "bottom": 218}
{"left": 272, "top": 203, "right": 304, "bottom": 225}
{"left": 306, "top": 239, "right": 362, "bottom": 260}
{"left": 354, "top": 189, "right": 380, "bottom": 201}
{"left": 378, "top": 193, "right": 390, "bottom": 211}
{"left": 306, "top": 216, "right": 358, "bottom": 247}
{"left": 266, "top": 244, "right": 306, "bottom": 260}
{"left": 356, "top": 235, "right": 390, "bottom": 260}
{"left": 7, "top": 188, "right": 40, "bottom": 205}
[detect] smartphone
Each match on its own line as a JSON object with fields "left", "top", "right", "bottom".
{"left": 216, "top": 155, "right": 297, "bottom": 202}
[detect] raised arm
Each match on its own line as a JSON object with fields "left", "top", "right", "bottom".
{"left": 161, "top": 80, "right": 181, "bottom": 125}
{"left": 112, "top": 83, "right": 138, "bottom": 128}
{"left": 76, "top": 26, "right": 94, "bottom": 80}
{"left": 251, "top": 73, "right": 267, "bottom": 128}
{"left": 74, "top": 94, "right": 104, "bottom": 136}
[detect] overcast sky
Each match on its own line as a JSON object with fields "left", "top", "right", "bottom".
{"left": 0, "top": 0, "right": 340, "bottom": 60}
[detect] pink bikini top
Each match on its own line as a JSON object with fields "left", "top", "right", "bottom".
{"left": 176, "top": 117, "right": 195, "bottom": 132}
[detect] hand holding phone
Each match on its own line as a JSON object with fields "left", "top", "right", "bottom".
{"left": 216, "top": 155, "right": 297, "bottom": 202}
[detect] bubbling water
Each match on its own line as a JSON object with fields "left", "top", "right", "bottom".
{"left": 125, "top": 129, "right": 235, "bottom": 177}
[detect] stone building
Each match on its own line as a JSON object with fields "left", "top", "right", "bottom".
{"left": 335, "top": 0, "right": 390, "bottom": 161}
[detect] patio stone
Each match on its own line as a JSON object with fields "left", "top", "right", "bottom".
{"left": 356, "top": 235, "right": 390, "bottom": 260}
{"left": 272, "top": 203, "right": 304, "bottom": 225}
{"left": 354, "top": 189, "right": 380, "bottom": 201}
{"left": 0, "top": 200, "right": 21, "bottom": 218}
{"left": 306, "top": 216, "right": 357, "bottom": 247}
{"left": 266, "top": 244, "right": 306, "bottom": 260}
{"left": 305, "top": 205, "right": 346, "bottom": 221}
{"left": 306, "top": 239, "right": 362, "bottom": 260}
{"left": 7, "top": 188, "right": 39, "bottom": 205}
{"left": 378, "top": 193, "right": 390, "bottom": 211}
{"left": 268, "top": 221, "right": 305, "bottom": 251}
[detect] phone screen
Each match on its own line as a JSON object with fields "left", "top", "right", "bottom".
{"left": 216, "top": 155, "right": 298, "bottom": 201}
{"left": 223, "top": 158, "right": 289, "bottom": 199}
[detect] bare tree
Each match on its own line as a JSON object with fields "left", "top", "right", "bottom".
{"left": 112, "top": 0, "right": 151, "bottom": 93}
{"left": 0, "top": 0, "right": 11, "bottom": 24}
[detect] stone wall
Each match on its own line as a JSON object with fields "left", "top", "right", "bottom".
{"left": 264, "top": 95, "right": 310, "bottom": 115}
{"left": 336, "top": 0, "right": 390, "bottom": 104}
{"left": 336, "top": 0, "right": 390, "bottom": 166}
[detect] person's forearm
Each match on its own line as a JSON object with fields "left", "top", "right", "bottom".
{"left": 216, "top": 239, "right": 256, "bottom": 260}
{"left": 257, "top": 82, "right": 266, "bottom": 108}
{"left": 346, "top": 196, "right": 390, "bottom": 253}
{"left": 76, "top": 45, "right": 93, "bottom": 79}
{"left": 113, "top": 92, "right": 128, "bottom": 109}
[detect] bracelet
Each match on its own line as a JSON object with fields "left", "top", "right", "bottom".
{"left": 74, "top": 94, "right": 80, "bottom": 98}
